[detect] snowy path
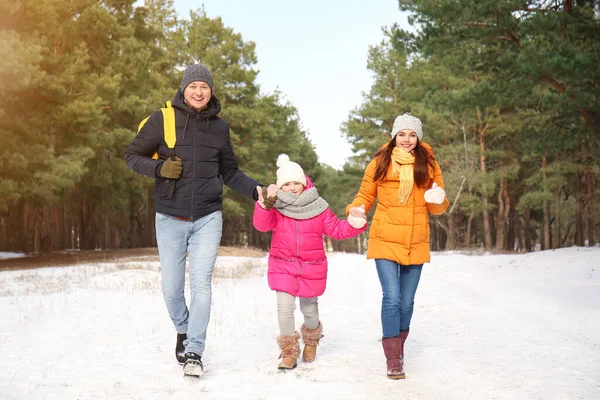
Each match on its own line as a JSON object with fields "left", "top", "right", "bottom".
{"left": 0, "top": 248, "right": 599, "bottom": 399}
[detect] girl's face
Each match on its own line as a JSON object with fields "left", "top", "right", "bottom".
{"left": 183, "top": 81, "right": 212, "bottom": 111}
{"left": 394, "top": 129, "right": 418, "bottom": 152}
{"left": 280, "top": 181, "right": 305, "bottom": 194}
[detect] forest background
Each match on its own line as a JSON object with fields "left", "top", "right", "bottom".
{"left": 0, "top": 0, "right": 598, "bottom": 254}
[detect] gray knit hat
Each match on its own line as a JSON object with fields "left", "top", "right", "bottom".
{"left": 391, "top": 113, "right": 423, "bottom": 141}
{"left": 180, "top": 64, "right": 214, "bottom": 93}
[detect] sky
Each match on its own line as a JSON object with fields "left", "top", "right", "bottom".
{"left": 1, "top": 246, "right": 599, "bottom": 399}
{"left": 173, "top": 0, "right": 412, "bottom": 169}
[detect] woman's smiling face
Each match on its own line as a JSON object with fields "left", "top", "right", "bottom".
{"left": 394, "top": 129, "right": 418, "bottom": 152}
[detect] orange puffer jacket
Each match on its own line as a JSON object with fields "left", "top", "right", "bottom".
{"left": 346, "top": 143, "right": 449, "bottom": 265}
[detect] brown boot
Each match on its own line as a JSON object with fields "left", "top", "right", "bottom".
{"left": 399, "top": 328, "right": 409, "bottom": 365}
{"left": 277, "top": 332, "right": 300, "bottom": 370}
{"left": 301, "top": 322, "right": 323, "bottom": 363}
{"left": 382, "top": 336, "right": 405, "bottom": 379}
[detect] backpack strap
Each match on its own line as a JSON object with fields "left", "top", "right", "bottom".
{"left": 136, "top": 101, "right": 177, "bottom": 160}
{"left": 159, "top": 101, "right": 178, "bottom": 197}
{"left": 161, "top": 101, "right": 176, "bottom": 158}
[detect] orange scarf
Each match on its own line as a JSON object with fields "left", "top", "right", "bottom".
{"left": 391, "top": 147, "right": 415, "bottom": 205}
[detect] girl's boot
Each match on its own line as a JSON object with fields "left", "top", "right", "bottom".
{"left": 277, "top": 332, "right": 300, "bottom": 370}
{"left": 300, "top": 322, "right": 323, "bottom": 363}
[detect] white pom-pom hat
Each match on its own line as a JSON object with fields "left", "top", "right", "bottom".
{"left": 276, "top": 154, "right": 307, "bottom": 188}
{"left": 391, "top": 113, "right": 423, "bottom": 141}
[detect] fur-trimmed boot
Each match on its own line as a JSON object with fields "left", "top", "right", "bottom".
{"left": 301, "top": 322, "right": 323, "bottom": 363}
{"left": 277, "top": 332, "right": 300, "bottom": 370}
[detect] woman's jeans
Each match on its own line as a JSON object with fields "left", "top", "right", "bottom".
{"left": 375, "top": 259, "right": 423, "bottom": 338}
{"left": 155, "top": 211, "right": 223, "bottom": 356}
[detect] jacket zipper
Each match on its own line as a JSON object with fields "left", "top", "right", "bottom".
{"left": 296, "top": 220, "right": 301, "bottom": 293}
{"left": 190, "top": 114, "right": 199, "bottom": 219}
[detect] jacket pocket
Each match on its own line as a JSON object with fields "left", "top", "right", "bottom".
{"left": 300, "top": 259, "right": 327, "bottom": 280}
{"left": 157, "top": 178, "right": 177, "bottom": 199}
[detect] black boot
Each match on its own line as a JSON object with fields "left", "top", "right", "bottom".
{"left": 176, "top": 333, "right": 187, "bottom": 365}
{"left": 183, "top": 352, "right": 204, "bottom": 377}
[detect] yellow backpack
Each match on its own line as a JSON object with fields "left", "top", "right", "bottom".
{"left": 137, "top": 101, "right": 177, "bottom": 160}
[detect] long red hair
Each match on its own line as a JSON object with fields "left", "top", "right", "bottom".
{"left": 373, "top": 138, "right": 434, "bottom": 188}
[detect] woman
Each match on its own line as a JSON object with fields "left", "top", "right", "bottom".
{"left": 124, "top": 64, "right": 262, "bottom": 378}
{"left": 346, "top": 113, "right": 449, "bottom": 379}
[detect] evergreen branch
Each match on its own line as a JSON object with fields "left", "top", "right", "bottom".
{"left": 541, "top": 76, "right": 592, "bottom": 127}
{"left": 489, "top": 35, "right": 521, "bottom": 46}
{"left": 463, "top": 22, "right": 496, "bottom": 28}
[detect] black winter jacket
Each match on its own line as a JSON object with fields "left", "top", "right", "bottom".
{"left": 124, "top": 91, "right": 260, "bottom": 220}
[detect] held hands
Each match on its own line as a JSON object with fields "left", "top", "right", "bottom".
{"left": 348, "top": 204, "right": 367, "bottom": 229}
{"left": 257, "top": 184, "right": 278, "bottom": 210}
{"left": 424, "top": 182, "right": 446, "bottom": 205}
{"left": 159, "top": 156, "right": 183, "bottom": 179}
{"left": 348, "top": 214, "right": 367, "bottom": 229}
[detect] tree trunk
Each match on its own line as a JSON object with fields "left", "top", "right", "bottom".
{"left": 512, "top": 208, "right": 522, "bottom": 252}
{"left": 495, "top": 181, "right": 505, "bottom": 251}
{"left": 465, "top": 213, "right": 474, "bottom": 247}
{"left": 495, "top": 179, "right": 510, "bottom": 251}
{"left": 146, "top": 186, "right": 155, "bottom": 247}
{"left": 523, "top": 206, "right": 532, "bottom": 252}
{"left": 542, "top": 155, "right": 551, "bottom": 250}
{"left": 430, "top": 220, "right": 438, "bottom": 251}
{"left": 554, "top": 186, "right": 562, "bottom": 248}
{"left": 482, "top": 199, "right": 493, "bottom": 249}
{"left": 79, "top": 201, "right": 86, "bottom": 250}
{"left": 586, "top": 168, "right": 595, "bottom": 246}
{"left": 23, "top": 203, "right": 30, "bottom": 251}
{"left": 542, "top": 200, "right": 551, "bottom": 250}
{"left": 574, "top": 173, "right": 585, "bottom": 246}
{"left": 477, "top": 114, "right": 493, "bottom": 250}
{"left": 447, "top": 213, "right": 455, "bottom": 250}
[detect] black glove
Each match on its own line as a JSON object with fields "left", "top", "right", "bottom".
{"left": 261, "top": 187, "right": 277, "bottom": 210}
{"left": 159, "top": 156, "right": 183, "bottom": 179}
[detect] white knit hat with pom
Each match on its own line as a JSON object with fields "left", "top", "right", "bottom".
{"left": 391, "top": 113, "right": 423, "bottom": 141}
{"left": 276, "top": 154, "right": 307, "bottom": 188}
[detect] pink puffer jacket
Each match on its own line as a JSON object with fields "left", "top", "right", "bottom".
{"left": 253, "top": 181, "right": 367, "bottom": 298}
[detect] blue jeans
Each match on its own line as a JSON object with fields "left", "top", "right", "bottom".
{"left": 155, "top": 211, "right": 223, "bottom": 356}
{"left": 375, "top": 259, "right": 423, "bottom": 338}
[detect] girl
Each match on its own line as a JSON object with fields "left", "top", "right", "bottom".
{"left": 254, "top": 154, "right": 367, "bottom": 370}
{"left": 346, "top": 113, "right": 449, "bottom": 379}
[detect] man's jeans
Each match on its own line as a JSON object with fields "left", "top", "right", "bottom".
{"left": 155, "top": 211, "right": 223, "bottom": 356}
{"left": 375, "top": 259, "right": 423, "bottom": 338}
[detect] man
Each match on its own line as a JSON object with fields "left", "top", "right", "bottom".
{"left": 124, "top": 64, "right": 261, "bottom": 378}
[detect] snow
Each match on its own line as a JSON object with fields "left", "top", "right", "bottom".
{"left": 0, "top": 247, "right": 599, "bottom": 400}
{"left": 0, "top": 252, "right": 26, "bottom": 260}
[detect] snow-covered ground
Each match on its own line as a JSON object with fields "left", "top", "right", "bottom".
{"left": 0, "top": 247, "right": 599, "bottom": 400}
{"left": 0, "top": 252, "right": 26, "bottom": 260}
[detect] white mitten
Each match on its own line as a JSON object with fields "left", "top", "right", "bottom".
{"left": 424, "top": 182, "right": 446, "bottom": 204}
{"left": 348, "top": 214, "right": 367, "bottom": 229}
{"left": 349, "top": 204, "right": 366, "bottom": 218}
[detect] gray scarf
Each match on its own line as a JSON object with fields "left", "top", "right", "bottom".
{"left": 275, "top": 187, "right": 329, "bottom": 220}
